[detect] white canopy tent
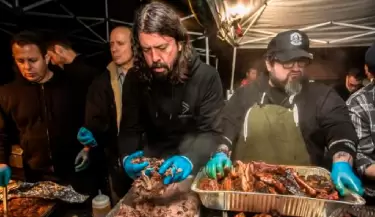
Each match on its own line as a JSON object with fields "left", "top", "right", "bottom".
{"left": 0, "top": 0, "right": 218, "bottom": 68}
{"left": 206, "top": 0, "right": 375, "bottom": 91}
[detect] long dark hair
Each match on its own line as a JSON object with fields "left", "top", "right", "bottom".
{"left": 132, "top": 2, "right": 193, "bottom": 84}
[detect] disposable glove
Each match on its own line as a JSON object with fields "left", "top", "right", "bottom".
{"left": 0, "top": 164, "right": 11, "bottom": 187}
{"left": 77, "top": 127, "right": 97, "bottom": 147}
{"left": 331, "top": 162, "right": 364, "bottom": 196}
{"left": 205, "top": 152, "right": 232, "bottom": 179}
{"left": 123, "top": 151, "right": 149, "bottom": 179}
{"left": 75, "top": 148, "right": 90, "bottom": 172}
{"left": 158, "top": 155, "right": 193, "bottom": 185}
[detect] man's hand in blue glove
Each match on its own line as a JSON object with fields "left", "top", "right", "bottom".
{"left": 205, "top": 152, "right": 232, "bottom": 179}
{"left": 331, "top": 161, "right": 364, "bottom": 196}
{"left": 0, "top": 164, "right": 11, "bottom": 187}
{"left": 77, "top": 127, "right": 97, "bottom": 147}
{"left": 75, "top": 147, "right": 90, "bottom": 172}
{"left": 158, "top": 155, "right": 193, "bottom": 185}
{"left": 123, "top": 151, "right": 150, "bottom": 179}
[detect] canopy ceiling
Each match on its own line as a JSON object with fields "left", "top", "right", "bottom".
{"left": 207, "top": 0, "right": 375, "bottom": 48}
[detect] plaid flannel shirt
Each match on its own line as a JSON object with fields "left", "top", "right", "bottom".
{"left": 347, "top": 82, "right": 375, "bottom": 196}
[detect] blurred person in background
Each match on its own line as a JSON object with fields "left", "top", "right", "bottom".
{"left": 334, "top": 68, "right": 364, "bottom": 101}
{"left": 0, "top": 31, "right": 98, "bottom": 196}
{"left": 74, "top": 26, "right": 135, "bottom": 204}
{"left": 206, "top": 30, "right": 363, "bottom": 197}
{"left": 121, "top": 1, "right": 224, "bottom": 190}
{"left": 47, "top": 36, "right": 101, "bottom": 85}
{"left": 240, "top": 66, "right": 258, "bottom": 87}
{"left": 347, "top": 43, "right": 375, "bottom": 205}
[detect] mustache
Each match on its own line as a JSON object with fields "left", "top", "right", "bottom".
{"left": 151, "top": 62, "right": 168, "bottom": 69}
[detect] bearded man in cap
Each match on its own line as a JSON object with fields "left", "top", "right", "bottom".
{"left": 205, "top": 30, "right": 364, "bottom": 197}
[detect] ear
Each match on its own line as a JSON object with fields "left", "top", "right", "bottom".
{"left": 265, "top": 60, "right": 273, "bottom": 72}
{"left": 55, "top": 45, "right": 64, "bottom": 54}
{"left": 44, "top": 53, "right": 51, "bottom": 65}
{"left": 178, "top": 42, "right": 182, "bottom": 51}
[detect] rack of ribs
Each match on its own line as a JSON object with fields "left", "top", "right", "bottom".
{"left": 199, "top": 161, "right": 339, "bottom": 200}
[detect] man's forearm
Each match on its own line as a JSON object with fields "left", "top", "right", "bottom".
{"left": 333, "top": 151, "right": 353, "bottom": 165}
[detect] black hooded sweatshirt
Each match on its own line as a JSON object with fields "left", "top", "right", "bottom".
{"left": 119, "top": 53, "right": 225, "bottom": 174}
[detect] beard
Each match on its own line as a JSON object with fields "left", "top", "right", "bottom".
{"left": 270, "top": 71, "right": 303, "bottom": 96}
{"left": 149, "top": 53, "right": 180, "bottom": 81}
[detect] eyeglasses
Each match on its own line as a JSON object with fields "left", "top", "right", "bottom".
{"left": 275, "top": 58, "right": 311, "bottom": 69}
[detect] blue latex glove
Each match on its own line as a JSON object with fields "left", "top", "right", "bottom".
{"left": 75, "top": 148, "right": 90, "bottom": 172}
{"left": 123, "top": 151, "right": 149, "bottom": 179}
{"left": 331, "top": 162, "right": 364, "bottom": 196}
{"left": 158, "top": 155, "right": 193, "bottom": 185}
{"left": 0, "top": 164, "right": 11, "bottom": 187}
{"left": 77, "top": 127, "right": 97, "bottom": 147}
{"left": 205, "top": 152, "right": 232, "bottom": 179}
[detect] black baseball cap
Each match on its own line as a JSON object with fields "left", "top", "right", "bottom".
{"left": 267, "top": 30, "right": 313, "bottom": 62}
{"left": 365, "top": 42, "right": 375, "bottom": 73}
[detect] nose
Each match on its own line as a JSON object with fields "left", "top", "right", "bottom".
{"left": 23, "top": 61, "right": 31, "bottom": 70}
{"left": 111, "top": 45, "right": 117, "bottom": 54}
{"left": 150, "top": 49, "right": 160, "bottom": 63}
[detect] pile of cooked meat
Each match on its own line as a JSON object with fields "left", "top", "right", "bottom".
{"left": 113, "top": 157, "right": 199, "bottom": 217}
{"left": 131, "top": 157, "right": 170, "bottom": 202}
{"left": 114, "top": 193, "right": 199, "bottom": 217}
{"left": 199, "top": 161, "right": 339, "bottom": 200}
{"left": 0, "top": 198, "right": 54, "bottom": 217}
{"left": 234, "top": 210, "right": 282, "bottom": 217}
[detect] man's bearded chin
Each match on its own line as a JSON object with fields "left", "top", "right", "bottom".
{"left": 270, "top": 72, "right": 303, "bottom": 96}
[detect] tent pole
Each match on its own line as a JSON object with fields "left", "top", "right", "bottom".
{"left": 190, "top": 36, "right": 205, "bottom": 42}
{"left": 59, "top": 3, "right": 107, "bottom": 43}
{"left": 23, "top": 0, "right": 53, "bottom": 12}
{"left": 329, "top": 30, "right": 375, "bottom": 43}
{"left": 180, "top": 14, "right": 194, "bottom": 22}
{"left": 0, "top": 0, "right": 12, "bottom": 8}
{"left": 188, "top": 31, "right": 204, "bottom": 36}
{"left": 230, "top": 47, "right": 237, "bottom": 91}
{"left": 205, "top": 36, "right": 210, "bottom": 65}
{"left": 110, "top": 19, "right": 133, "bottom": 26}
{"left": 105, "top": 0, "right": 109, "bottom": 42}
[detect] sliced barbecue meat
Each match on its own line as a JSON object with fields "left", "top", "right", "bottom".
{"left": 0, "top": 198, "right": 53, "bottom": 217}
{"left": 199, "top": 178, "right": 220, "bottom": 191}
{"left": 198, "top": 161, "right": 339, "bottom": 200}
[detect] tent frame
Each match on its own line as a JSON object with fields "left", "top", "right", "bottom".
{"left": 206, "top": 0, "right": 375, "bottom": 92}
{"left": 0, "top": 0, "right": 218, "bottom": 66}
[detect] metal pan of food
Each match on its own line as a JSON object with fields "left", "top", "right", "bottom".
{"left": 0, "top": 198, "right": 56, "bottom": 217}
{"left": 191, "top": 161, "right": 365, "bottom": 217}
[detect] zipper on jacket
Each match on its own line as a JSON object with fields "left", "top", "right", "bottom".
{"left": 41, "top": 85, "right": 53, "bottom": 170}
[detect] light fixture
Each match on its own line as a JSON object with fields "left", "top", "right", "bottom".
{"left": 220, "top": 2, "right": 252, "bottom": 39}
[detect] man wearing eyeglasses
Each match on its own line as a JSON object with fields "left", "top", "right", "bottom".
{"left": 205, "top": 30, "right": 364, "bottom": 197}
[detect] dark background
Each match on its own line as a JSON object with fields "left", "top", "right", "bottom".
{"left": 0, "top": 0, "right": 369, "bottom": 89}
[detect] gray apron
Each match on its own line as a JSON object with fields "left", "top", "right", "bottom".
{"left": 232, "top": 92, "right": 311, "bottom": 165}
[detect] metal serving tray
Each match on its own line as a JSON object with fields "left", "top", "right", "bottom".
{"left": 191, "top": 166, "right": 365, "bottom": 217}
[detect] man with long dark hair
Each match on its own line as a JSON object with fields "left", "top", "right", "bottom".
{"left": 121, "top": 2, "right": 224, "bottom": 186}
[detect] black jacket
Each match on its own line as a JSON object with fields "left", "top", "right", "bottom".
{"left": 120, "top": 54, "right": 225, "bottom": 173}
{"left": 221, "top": 75, "right": 358, "bottom": 167}
{"left": 0, "top": 72, "right": 83, "bottom": 176}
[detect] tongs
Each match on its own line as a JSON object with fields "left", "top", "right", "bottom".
{"left": 2, "top": 185, "right": 7, "bottom": 217}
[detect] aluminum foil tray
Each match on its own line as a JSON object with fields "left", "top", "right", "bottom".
{"left": 191, "top": 166, "right": 365, "bottom": 217}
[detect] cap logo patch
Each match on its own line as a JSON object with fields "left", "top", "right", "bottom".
{"left": 290, "top": 32, "right": 302, "bottom": 46}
